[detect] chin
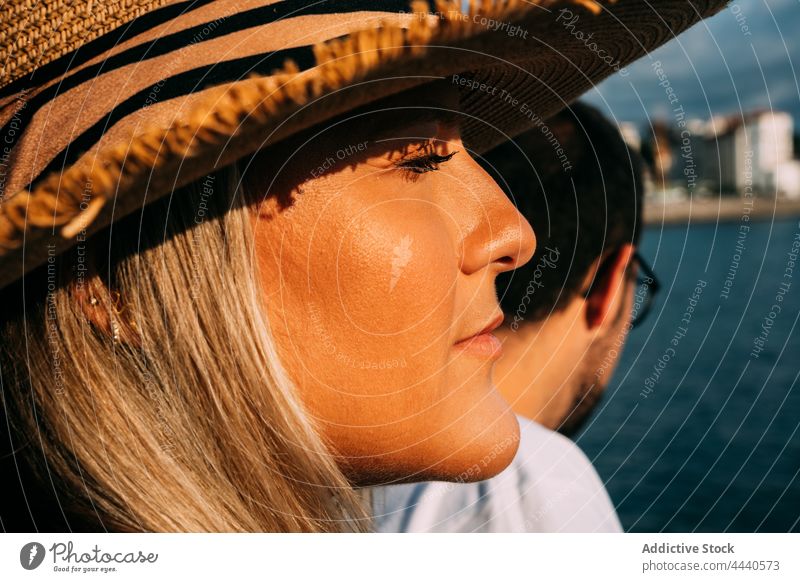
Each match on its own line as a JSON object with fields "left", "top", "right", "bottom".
{"left": 427, "top": 391, "right": 520, "bottom": 483}
{"left": 345, "top": 391, "right": 520, "bottom": 486}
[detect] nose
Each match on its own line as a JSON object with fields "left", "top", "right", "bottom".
{"left": 458, "top": 167, "right": 536, "bottom": 276}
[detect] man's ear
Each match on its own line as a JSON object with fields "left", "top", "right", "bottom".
{"left": 584, "top": 244, "right": 636, "bottom": 330}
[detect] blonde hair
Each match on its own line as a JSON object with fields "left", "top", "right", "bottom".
{"left": 0, "top": 166, "right": 367, "bottom": 532}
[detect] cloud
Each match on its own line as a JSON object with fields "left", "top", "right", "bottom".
{"left": 584, "top": 0, "right": 800, "bottom": 127}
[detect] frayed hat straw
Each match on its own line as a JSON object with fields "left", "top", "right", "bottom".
{"left": 0, "top": 0, "right": 726, "bottom": 288}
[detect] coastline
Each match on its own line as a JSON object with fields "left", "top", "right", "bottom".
{"left": 643, "top": 196, "right": 800, "bottom": 226}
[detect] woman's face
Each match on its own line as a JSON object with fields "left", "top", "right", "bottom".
{"left": 248, "top": 82, "right": 535, "bottom": 485}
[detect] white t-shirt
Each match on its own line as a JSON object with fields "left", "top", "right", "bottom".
{"left": 371, "top": 417, "right": 622, "bottom": 532}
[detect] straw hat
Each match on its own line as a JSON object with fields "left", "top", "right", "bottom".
{"left": 0, "top": 0, "right": 725, "bottom": 288}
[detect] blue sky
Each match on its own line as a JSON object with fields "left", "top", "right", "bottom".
{"left": 583, "top": 0, "right": 800, "bottom": 127}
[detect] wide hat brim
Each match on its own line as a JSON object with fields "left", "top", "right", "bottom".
{"left": 0, "top": 0, "right": 726, "bottom": 289}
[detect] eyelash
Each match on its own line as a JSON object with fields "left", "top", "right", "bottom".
{"left": 394, "top": 150, "right": 458, "bottom": 178}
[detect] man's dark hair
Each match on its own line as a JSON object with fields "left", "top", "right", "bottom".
{"left": 483, "top": 102, "right": 644, "bottom": 322}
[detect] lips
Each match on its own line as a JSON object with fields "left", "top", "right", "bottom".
{"left": 453, "top": 314, "right": 504, "bottom": 360}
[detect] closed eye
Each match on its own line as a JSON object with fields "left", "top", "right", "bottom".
{"left": 394, "top": 150, "right": 458, "bottom": 180}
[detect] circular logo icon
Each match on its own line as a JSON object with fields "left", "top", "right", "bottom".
{"left": 20, "top": 542, "right": 46, "bottom": 570}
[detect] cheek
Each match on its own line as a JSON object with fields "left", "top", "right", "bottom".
{"left": 338, "top": 198, "right": 456, "bottom": 338}
{"left": 325, "top": 197, "right": 458, "bottom": 393}
{"left": 269, "top": 191, "right": 460, "bottom": 419}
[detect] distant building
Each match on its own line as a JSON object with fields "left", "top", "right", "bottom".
{"left": 777, "top": 160, "right": 800, "bottom": 199}
{"left": 703, "top": 115, "right": 738, "bottom": 194}
{"left": 650, "top": 120, "right": 674, "bottom": 192}
{"left": 637, "top": 110, "right": 796, "bottom": 198}
{"left": 619, "top": 122, "right": 641, "bottom": 151}
{"left": 704, "top": 111, "right": 794, "bottom": 196}
{"left": 641, "top": 119, "right": 705, "bottom": 199}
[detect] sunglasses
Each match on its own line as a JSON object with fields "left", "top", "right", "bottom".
{"left": 630, "top": 251, "right": 660, "bottom": 328}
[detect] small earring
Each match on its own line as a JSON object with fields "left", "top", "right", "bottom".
{"left": 89, "top": 296, "right": 98, "bottom": 306}
{"left": 110, "top": 317, "right": 121, "bottom": 344}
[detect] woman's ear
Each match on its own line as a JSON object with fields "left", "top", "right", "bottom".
{"left": 584, "top": 243, "right": 636, "bottom": 331}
